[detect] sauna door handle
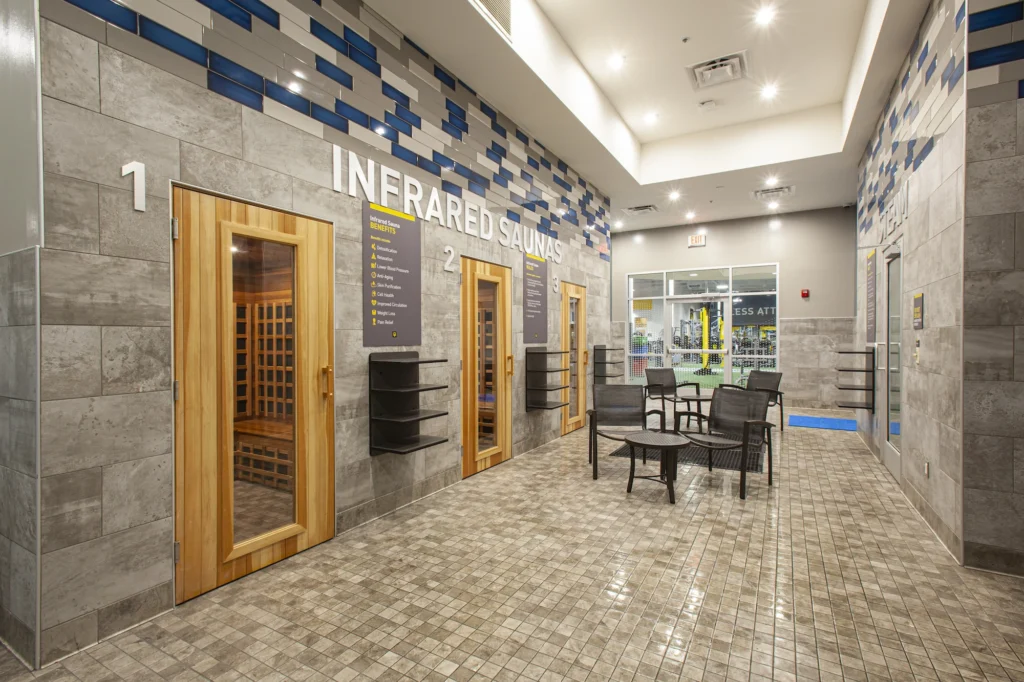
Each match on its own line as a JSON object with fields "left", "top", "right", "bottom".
{"left": 506, "top": 355, "right": 514, "bottom": 376}
{"left": 322, "top": 366, "right": 334, "bottom": 398}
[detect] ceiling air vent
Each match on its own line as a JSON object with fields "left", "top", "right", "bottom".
{"left": 622, "top": 204, "right": 660, "bottom": 217}
{"left": 470, "top": 0, "right": 511, "bottom": 39}
{"left": 752, "top": 186, "right": 795, "bottom": 201}
{"left": 687, "top": 52, "right": 749, "bottom": 90}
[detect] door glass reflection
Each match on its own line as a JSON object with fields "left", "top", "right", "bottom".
{"left": 477, "top": 280, "right": 497, "bottom": 451}
{"left": 569, "top": 297, "right": 579, "bottom": 418}
{"left": 231, "top": 234, "right": 296, "bottom": 543}
{"left": 887, "top": 256, "right": 902, "bottom": 452}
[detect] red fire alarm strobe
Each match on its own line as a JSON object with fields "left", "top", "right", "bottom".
{"left": 801, "top": 289, "right": 810, "bottom": 298}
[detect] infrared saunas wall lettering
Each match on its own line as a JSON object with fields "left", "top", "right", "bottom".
{"left": 172, "top": 187, "right": 335, "bottom": 603}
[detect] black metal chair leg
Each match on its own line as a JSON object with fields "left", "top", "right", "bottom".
{"left": 667, "top": 449, "right": 676, "bottom": 504}
{"left": 592, "top": 430, "right": 599, "bottom": 481}
{"left": 767, "top": 430, "right": 774, "bottom": 486}
{"left": 707, "top": 449, "right": 713, "bottom": 472}
{"left": 779, "top": 397, "right": 785, "bottom": 432}
{"left": 627, "top": 444, "right": 636, "bottom": 493}
{"left": 740, "top": 449, "right": 748, "bottom": 500}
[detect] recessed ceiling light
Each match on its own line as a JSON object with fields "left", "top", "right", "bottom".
{"left": 633, "top": 234, "right": 643, "bottom": 243}
{"left": 614, "top": 220, "right": 623, "bottom": 228}
{"left": 644, "top": 111, "right": 659, "bottom": 125}
{"left": 608, "top": 53, "right": 625, "bottom": 71}
{"left": 761, "top": 83, "right": 778, "bottom": 100}
{"left": 755, "top": 5, "right": 776, "bottom": 26}
{"left": 769, "top": 219, "right": 782, "bottom": 230}
{"left": 765, "top": 175, "right": 779, "bottom": 187}
{"left": 669, "top": 191, "right": 680, "bottom": 201}
{"left": 689, "top": 273, "right": 698, "bottom": 277}
{"left": 685, "top": 211, "right": 696, "bottom": 220}
{"left": 768, "top": 201, "right": 780, "bottom": 210}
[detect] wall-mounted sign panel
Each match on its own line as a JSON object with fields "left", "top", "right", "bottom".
{"left": 363, "top": 202, "right": 422, "bottom": 346}
{"left": 913, "top": 293, "right": 924, "bottom": 330}
{"left": 523, "top": 253, "right": 548, "bottom": 343}
{"left": 688, "top": 234, "right": 706, "bottom": 248}
{"left": 732, "top": 294, "right": 777, "bottom": 326}
{"left": 866, "top": 249, "right": 876, "bottom": 343}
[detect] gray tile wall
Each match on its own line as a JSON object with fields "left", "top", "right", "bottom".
{"left": 0, "top": 248, "right": 39, "bottom": 666}
{"left": 31, "top": 0, "right": 612, "bottom": 664}
{"left": 777, "top": 317, "right": 855, "bottom": 408}
{"left": 855, "top": 0, "right": 966, "bottom": 560}
{"left": 962, "top": 71, "right": 1024, "bottom": 576}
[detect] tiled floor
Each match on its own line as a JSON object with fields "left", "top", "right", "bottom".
{"left": 6, "top": 410, "right": 1024, "bottom": 682}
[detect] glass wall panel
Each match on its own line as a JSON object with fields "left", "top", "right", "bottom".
{"left": 732, "top": 265, "right": 778, "bottom": 293}
{"left": 628, "top": 272, "right": 664, "bottom": 298}
{"left": 628, "top": 298, "right": 664, "bottom": 383}
{"left": 667, "top": 268, "right": 729, "bottom": 296}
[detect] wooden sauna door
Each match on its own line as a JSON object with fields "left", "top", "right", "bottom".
{"left": 461, "top": 258, "right": 513, "bottom": 478}
{"left": 173, "top": 187, "right": 334, "bottom": 604}
{"left": 561, "top": 282, "right": 587, "bottom": 434}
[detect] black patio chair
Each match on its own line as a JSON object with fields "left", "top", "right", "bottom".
{"left": 587, "top": 384, "right": 665, "bottom": 481}
{"left": 644, "top": 368, "right": 702, "bottom": 427}
{"left": 673, "top": 387, "right": 774, "bottom": 499}
{"left": 722, "top": 369, "right": 785, "bottom": 431}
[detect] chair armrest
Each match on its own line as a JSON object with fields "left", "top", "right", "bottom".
{"left": 586, "top": 409, "right": 596, "bottom": 416}
{"left": 644, "top": 409, "right": 666, "bottom": 432}
{"left": 750, "top": 387, "right": 783, "bottom": 398}
{"left": 745, "top": 419, "right": 775, "bottom": 430}
{"left": 719, "top": 383, "right": 747, "bottom": 391}
{"left": 673, "top": 411, "right": 706, "bottom": 434}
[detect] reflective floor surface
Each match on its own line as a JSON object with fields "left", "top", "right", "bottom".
{"left": 5, "top": 408, "right": 1024, "bottom": 682}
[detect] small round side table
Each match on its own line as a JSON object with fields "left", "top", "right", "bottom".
{"left": 624, "top": 431, "right": 690, "bottom": 504}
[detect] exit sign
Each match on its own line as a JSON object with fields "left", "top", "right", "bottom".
{"left": 688, "top": 234, "right": 706, "bottom": 248}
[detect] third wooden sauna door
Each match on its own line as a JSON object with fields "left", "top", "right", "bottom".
{"left": 173, "top": 187, "right": 334, "bottom": 604}
{"left": 461, "top": 258, "right": 513, "bottom": 478}
{"left": 562, "top": 282, "right": 587, "bottom": 434}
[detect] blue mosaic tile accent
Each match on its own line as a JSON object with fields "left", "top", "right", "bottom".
{"left": 316, "top": 56, "right": 353, "bottom": 90}
{"left": 139, "top": 17, "right": 206, "bottom": 66}
{"left": 209, "top": 52, "right": 262, "bottom": 93}
{"left": 208, "top": 71, "right": 261, "bottom": 110}
{"left": 311, "top": 102, "right": 348, "bottom": 133}
{"left": 969, "top": 41, "right": 1024, "bottom": 70}
{"left": 442, "top": 180, "right": 461, "bottom": 197}
{"left": 54, "top": 0, "right": 613, "bottom": 256}
{"left": 969, "top": 2, "right": 1023, "bottom": 32}
{"left": 64, "top": 0, "right": 136, "bottom": 31}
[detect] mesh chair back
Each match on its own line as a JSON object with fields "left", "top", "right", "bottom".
{"left": 645, "top": 368, "right": 677, "bottom": 397}
{"left": 593, "top": 384, "right": 645, "bottom": 427}
{"left": 708, "top": 388, "right": 770, "bottom": 443}
{"left": 746, "top": 371, "right": 782, "bottom": 394}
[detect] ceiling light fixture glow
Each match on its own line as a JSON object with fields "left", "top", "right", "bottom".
{"left": 608, "top": 53, "right": 625, "bottom": 71}
{"left": 375, "top": 126, "right": 388, "bottom": 136}
{"left": 287, "top": 81, "right": 302, "bottom": 93}
{"left": 697, "top": 227, "right": 708, "bottom": 235}
{"left": 669, "top": 191, "right": 680, "bottom": 201}
{"left": 643, "top": 111, "right": 658, "bottom": 125}
{"left": 614, "top": 220, "right": 623, "bottom": 228}
{"left": 755, "top": 5, "right": 777, "bottom": 26}
{"left": 633, "top": 234, "right": 643, "bottom": 244}
{"left": 685, "top": 211, "right": 696, "bottom": 220}
{"left": 761, "top": 83, "right": 778, "bottom": 100}
{"left": 768, "top": 201, "right": 780, "bottom": 210}
{"left": 689, "top": 273, "right": 698, "bottom": 277}
{"left": 770, "top": 219, "right": 782, "bottom": 230}
{"left": 765, "top": 175, "right": 779, "bottom": 187}
{"left": 716, "top": 284, "right": 728, "bottom": 290}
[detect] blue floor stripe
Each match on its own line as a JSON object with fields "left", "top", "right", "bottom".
{"left": 788, "top": 415, "right": 858, "bottom": 431}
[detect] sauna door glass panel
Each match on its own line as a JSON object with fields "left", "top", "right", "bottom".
{"left": 568, "top": 297, "right": 579, "bottom": 419}
{"left": 477, "top": 279, "right": 498, "bottom": 452}
{"left": 231, "top": 235, "right": 297, "bottom": 543}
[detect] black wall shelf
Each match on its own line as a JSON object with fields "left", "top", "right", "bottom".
{"left": 835, "top": 348, "right": 875, "bottom": 413}
{"left": 526, "top": 348, "right": 569, "bottom": 411}
{"left": 593, "top": 345, "right": 624, "bottom": 384}
{"left": 369, "top": 352, "right": 449, "bottom": 455}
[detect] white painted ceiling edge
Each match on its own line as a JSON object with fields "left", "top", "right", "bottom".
{"left": 364, "top": 0, "right": 930, "bottom": 229}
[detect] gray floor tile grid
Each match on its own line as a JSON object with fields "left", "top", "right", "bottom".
{"left": 4, "top": 412, "right": 1024, "bottom": 682}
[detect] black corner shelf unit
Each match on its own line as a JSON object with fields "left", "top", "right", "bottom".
{"left": 593, "top": 345, "right": 624, "bottom": 384}
{"left": 835, "top": 348, "right": 875, "bottom": 413}
{"left": 369, "top": 352, "right": 449, "bottom": 455}
{"left": 525, "top": 348, "right": 570, "bottom": 411}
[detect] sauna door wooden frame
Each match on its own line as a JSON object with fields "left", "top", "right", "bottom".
{"left": 461, "top": 258, "right": 513, "bottom": 478}
{"left": 561, "top": 282, "right": 587, "bottom": 435}
{"left": 173, "top": 187, "right": 335, "bottom": 604}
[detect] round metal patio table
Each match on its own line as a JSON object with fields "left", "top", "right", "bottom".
{"left": 624, "top": 430, "right": 690, "bottom": 504}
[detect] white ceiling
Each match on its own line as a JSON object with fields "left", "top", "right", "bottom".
{"left": 534, "top": 0, "right": 869, "bottom": 143}
{"left": 365, "top": 0, "right": 930, "bottom": 230}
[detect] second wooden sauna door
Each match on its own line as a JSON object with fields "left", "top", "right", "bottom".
{"left": 561, "top": 282, "right": 587, "bottom": 434}
{"left": 173, "top": 187, "right": 334, "bottom": 604}
{"left": 461, "top": 258, "right": 513, "bottom": 478}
